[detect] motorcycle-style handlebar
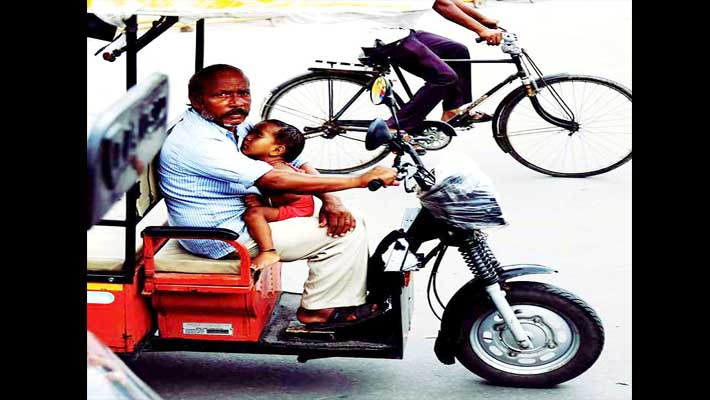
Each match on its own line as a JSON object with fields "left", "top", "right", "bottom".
{"left": 368, "top": 179, "right": 384, "bottom": 191}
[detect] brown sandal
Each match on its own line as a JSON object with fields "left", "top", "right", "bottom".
{"left": 447, "top": 110, "right": 493, "bottom": 128}
{"left": 304, "top": 303, "right": 383, "bottom": 330}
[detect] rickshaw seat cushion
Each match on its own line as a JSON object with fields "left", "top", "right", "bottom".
{"left": 87, "top": 225, "right": 141, "bottom": 272}
{"left": 87, "top": 200, "right": 168, "bottom": 272}
{"left": 153, "top": 239, "right": 242, "bottom": 274}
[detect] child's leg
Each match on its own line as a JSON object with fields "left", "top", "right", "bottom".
{"left": 243, "top": 206, "right": 282, "bottom": 269}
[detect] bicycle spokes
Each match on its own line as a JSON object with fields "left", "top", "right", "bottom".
{"left": 262, "top": 74, "right": 393, "bottom": 173}
{"left": 500, "top": 75, "right": 631, "bottom": 177}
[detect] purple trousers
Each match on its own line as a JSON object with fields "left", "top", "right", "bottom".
{"left": 370, "top": 30, "right": 472, "bottom": 132}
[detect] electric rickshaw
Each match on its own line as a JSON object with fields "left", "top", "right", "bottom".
{"left": 87, "top": 7, "right": 604, "bottom": 388}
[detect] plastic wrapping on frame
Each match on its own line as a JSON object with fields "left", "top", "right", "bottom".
{"left": 418, "top": 155, "right": 508, "bottom": 230}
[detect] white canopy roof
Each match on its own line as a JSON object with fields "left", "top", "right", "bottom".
{"left": 88, "top": 0, "right": 432, "bottom": 26}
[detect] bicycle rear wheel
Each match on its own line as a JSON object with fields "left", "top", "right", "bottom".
{"left": 497, "top": 75, "right": 631, "bottom": 177}
{"left": 261, "top": 71, "right": 398, "bottom": 174}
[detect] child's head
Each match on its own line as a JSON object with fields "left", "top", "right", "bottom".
{"left": 241, "top": 119, "right": 305, "bottom": 162}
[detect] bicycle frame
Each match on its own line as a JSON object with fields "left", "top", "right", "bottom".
{"left": 440, "top": 54, "right": 578, "bottom": 131}
{"left": 309, "top": 50, "right": 578, "bottom": 135}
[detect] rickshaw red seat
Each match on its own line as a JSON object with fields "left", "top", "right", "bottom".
{"left": 141, "top": 227, "right": 281, "bottom": 342}
{"left": 141, "top": 226, "right": 256, "bottom": 293}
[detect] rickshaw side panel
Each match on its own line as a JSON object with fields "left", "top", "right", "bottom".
{"left": 87, "top": 272, "right": 153, "bottom": 354}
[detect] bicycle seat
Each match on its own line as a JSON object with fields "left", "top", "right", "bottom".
{"left": 359, "top": 40, "right": 389, "bottom": 68}
{"left": 357, "top": 54, "right": 380, "bottom": 68}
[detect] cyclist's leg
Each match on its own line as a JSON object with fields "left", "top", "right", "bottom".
{"left": 382, "top": 35, "right": 459, "bottom": 132}
{"left": 413, "top": 31, "right": 472, "bottom": 117}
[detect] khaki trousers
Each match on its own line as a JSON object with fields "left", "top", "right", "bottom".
{"left": 241, "top": 215, "right": 368, "bottom": 310}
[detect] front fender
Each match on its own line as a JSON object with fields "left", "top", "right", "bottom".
{"left": 433, "top": 264, "right": 557, "bottom": 365}
{"left": 491, "top": 73, "right": 572, "bottom": 153}
{"left": 498, "top": 264, "right": 558, "bottom": 280}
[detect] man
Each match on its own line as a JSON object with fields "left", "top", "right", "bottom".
{"left": 363, "top": 0, "right": 503, "bottom": 133}
{"left": 158, "top": 64, "right": 398, "bottom": 328}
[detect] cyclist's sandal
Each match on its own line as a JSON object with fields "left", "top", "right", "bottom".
{"left": 448, "top": 111, "right": 494, "bottom": 127}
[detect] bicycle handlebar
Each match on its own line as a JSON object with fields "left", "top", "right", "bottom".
{"left": 475, "top": 36, "right": 502, "bottom": 44}
{"left": 475, "top": 27, "right": 511, "bottom": 44}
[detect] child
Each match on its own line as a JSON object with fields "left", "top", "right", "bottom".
{"left": 241, "top": 119, "right": 315, "bottom": 269}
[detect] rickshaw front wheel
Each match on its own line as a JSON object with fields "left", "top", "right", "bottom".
{"left": 455, "top": 281, "right": 604, "bottom": 387}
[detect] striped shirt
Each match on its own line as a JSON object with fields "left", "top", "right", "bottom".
{"left": 158, "top": 108, "right": 305, "bottom": 259}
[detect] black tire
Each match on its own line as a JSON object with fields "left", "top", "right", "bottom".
{"left": 261, "top": 71, "right": 402, "bottom": 174}
{"left": 497, "top": 75, "right": 631, "bottom": 177}
{"left": 455, "top": 281, "right": 604, "bottom": 387}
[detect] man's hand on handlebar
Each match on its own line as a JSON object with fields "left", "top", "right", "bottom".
{"left": 478, "top": 28, "right": 503, "bottom": 46}
{"left": 358, "top": 166, "right": 400, "bottom": 189}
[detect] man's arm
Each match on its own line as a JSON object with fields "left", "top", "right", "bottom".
{"left": 445, "top": 0, "right": 498, "bottom": 28}
{"left": 255, "top": 165, "right": 396, "bottom": 237}
{"left": 254, "top": 165, "right": 397, "bottom": 194}
{"left": 298, "top": 162, "right": 340, "bottom": 203}
{"left": 432, "top": 0, "right": 502, "bottom": 44}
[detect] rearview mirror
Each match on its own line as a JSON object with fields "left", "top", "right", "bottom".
{"left": 366, "top": 118, "right": 393, "bottom": 150}
{"left": 370, "top": 76, "right": 394, "bottom": 107}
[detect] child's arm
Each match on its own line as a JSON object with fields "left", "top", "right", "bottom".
{"left": 268, "top": 193, "right": 302, "bottom": 208}
{"left": 244, "top": 194, "right": 270, "bottom": 209}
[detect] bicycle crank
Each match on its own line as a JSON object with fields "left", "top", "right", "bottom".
{"left": 410, "top": 122, "right": 456, "bottom": 151}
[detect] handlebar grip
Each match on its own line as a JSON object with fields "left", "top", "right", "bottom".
{"left": 475, "top": 37, "right": 485, "bottom": 43}
{"left": 368, "top": 179, "right": 384, "bottom": 191}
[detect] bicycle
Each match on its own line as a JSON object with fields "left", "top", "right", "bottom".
{"left": 260, "top": 31, "right": 632, "bottom": 177}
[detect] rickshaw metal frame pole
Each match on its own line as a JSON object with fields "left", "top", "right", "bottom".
{"left": 123, "top": 15, "right": 139, "bottom": 279}
{"left": 91, "top": 14, "right": 179, "bottom": 283}
{"left": 196, "top": 19, "right": 205, "bottom": 71}
{"left": 126, "top": 15, "right": 138, "bottom": 89}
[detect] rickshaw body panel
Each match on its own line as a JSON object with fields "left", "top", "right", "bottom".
{"left": 87, "top": 273, "right": 152, "bottom": 354}
{"left": 149, "top": 262, "right": 282, "bottom": 342}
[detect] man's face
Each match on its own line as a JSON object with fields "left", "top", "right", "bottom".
{"left": 193, "top": 70, "right": 251, "bottom": 129}
{"left": 241, "top": 122, "right": 282, "bottom": 159}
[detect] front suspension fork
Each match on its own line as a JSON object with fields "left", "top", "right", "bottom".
{"left": 484, "top": 284, "right": 533, "bottom": 349}
{"left": 459, "top": 230, "right": 533, "bottom": 349}
{"left": 523, "top": 78, "right": 579, "bottom": 133}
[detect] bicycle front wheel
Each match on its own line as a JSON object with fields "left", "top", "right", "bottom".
{"left": 261, "top": 72, "right": 397, "bottom": 174}
{"left": 497, "top": 75, "right": 632, "bottom": 177}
